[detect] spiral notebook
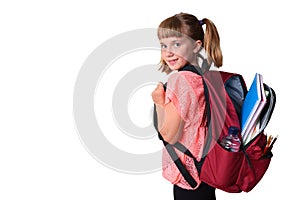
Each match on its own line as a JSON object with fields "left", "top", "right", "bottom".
{"left": 240, "top": 73, "right": 267, "bottom": 144}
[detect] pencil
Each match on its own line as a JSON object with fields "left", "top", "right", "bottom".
{"left": 268, "top": 135, "right": 278, "bottom": 151}
{"left": 262, "top": 135, "right": 278, "bottom": 156}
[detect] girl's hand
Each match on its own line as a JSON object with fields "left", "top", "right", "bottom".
{"left": 151, "top": 82, "right": 165, "bottom": 106}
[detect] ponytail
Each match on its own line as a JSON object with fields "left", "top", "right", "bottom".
{"left": 202, "top": 18, "right": 223, "bottom": 68}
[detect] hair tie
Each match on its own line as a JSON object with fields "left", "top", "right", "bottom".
{"left": 199, "top": 20, "right": 204, "bottom": 26}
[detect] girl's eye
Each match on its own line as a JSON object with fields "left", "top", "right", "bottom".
{"left": 174, "top": 43, "right": 180, "bottom": 47}
{"left": 161, "top": 44, "right": 167, "bottom": 49}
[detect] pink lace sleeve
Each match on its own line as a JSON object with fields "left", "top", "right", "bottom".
{"left": 165, "top": 72, "right": 204, "bottom": 124}
{"left": 162, "top": 71, "right": 207, "bottom": 190}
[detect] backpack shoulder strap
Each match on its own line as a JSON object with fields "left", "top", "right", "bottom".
{"left": 153, "top": 65, "right": 212, "bottom": 189}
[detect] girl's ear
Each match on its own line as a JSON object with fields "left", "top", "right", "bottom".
{"left": 193, "top": 40, "right": 202, "bottom": 54}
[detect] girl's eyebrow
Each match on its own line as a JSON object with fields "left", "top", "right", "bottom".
{"left": 160, "top": 39, "right": 183, "bottom": 44}
{"left": 171, "top": 38, "right": 183, "bottom": 42}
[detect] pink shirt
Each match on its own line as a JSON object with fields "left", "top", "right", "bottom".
{"left": 162, "top": 71, "right": 208, "bottom": 190}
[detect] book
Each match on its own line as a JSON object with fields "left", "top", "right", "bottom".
{"left": 240, "top": 73, "right": 267, "bottom": 144}
{"left": 243, "top": 74, "right": 267, "bottom": 144}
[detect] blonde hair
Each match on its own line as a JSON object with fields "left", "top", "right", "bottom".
{"left": 157, "top": 13, "right": 223, "bottom": 74}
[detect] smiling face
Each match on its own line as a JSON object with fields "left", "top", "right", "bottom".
{"left": 160, "top": 36, "right": 201, "bottom": 71}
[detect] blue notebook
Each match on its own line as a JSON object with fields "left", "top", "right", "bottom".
{"left": 240, "top": 73, "right": 266, "bottom": 144}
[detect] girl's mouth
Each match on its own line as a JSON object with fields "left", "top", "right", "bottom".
{"left": 168, "top": 58, "right": 178, "bottom": 65}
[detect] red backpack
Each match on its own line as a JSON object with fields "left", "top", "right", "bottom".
{"left": 153, "top": 65, "right": 276, "bottom": 193}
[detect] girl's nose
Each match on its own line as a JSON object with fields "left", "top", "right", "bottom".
{"left": 165, "top": 49, "right": 174, "bottom": 57}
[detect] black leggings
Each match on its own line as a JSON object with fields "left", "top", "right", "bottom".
{"left": 173, "top": 182, "right": 216, "bottom": 200}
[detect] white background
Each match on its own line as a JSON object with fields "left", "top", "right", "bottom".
{"left": 1, "top": 0, "right": 299, "bottom": 199}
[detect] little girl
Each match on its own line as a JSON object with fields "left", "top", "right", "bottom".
{"left": 152, "top": 13, "right": 223, "bottom": 200}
